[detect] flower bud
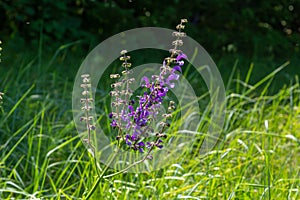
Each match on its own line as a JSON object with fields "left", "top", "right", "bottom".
{"left": 120, "top": 56, "right": 130, "bottom": 61}
{"left": 162, "top": 113, "right": 172, "bottom": 118}
{"left": 80, "top": 116, "right": 86, "bottom": 122}
{"left": 110, "top": 74, "right": 120, "bottom": 79}
{"left": 116, "top": 135, "right": 121, "bottom": 140}
{"left": 80, "top": 83, "right": 91, "bottom": 88}
{"left": 147, "top": 155, "right": 153, "bottom": 160}
{"left": 82, "top": 77, "right": 90, "bottom": 83}
{"left": 176, "top": 24, "right": 185, "bottom": 30}
{"left": 165, "top": 57, "right": 176, "bottom": 63}
{"left": 81, "top": 74, "right": 90, "bottom": 78}
{"left": 120, "top": 50, "right": 128, "bottom": 55}
{"left": 127, "top": 78, "right": 135, "bottom": 83}
{"left": 82, "top": 105, "right": 92, "bottom": 111}
{"left": 169, "top": 49, "right": 182, "bottom": 55}
{"left": 111, "top": 83, "right": 119, "bottom": 88}
{"left": 109, "top": 91, "right": 119, "bottom": 96}
{"left": 89, "top": 125, "right": 96, "bottom": 130}
{"left": 172, "top": 31, "right": 186, "bottom": 37}
{"left": 172, "top": 40, "right": 183, "bottom": 46}
{"left": 181, "top": 19, "right": 188, "bottom": 23}
{"left": 82, "top": 90, "right": 89, "bottom": 96}
{"left": 122, "top": 62, "right": 132, "bottom": 68}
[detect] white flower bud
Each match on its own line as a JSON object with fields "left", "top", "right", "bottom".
{"left": 172, "top": 40, "right": 183, "bottom": 46}
{"left": 120, "top": 50, "right": 127, "bottom": 55}
{"left": 110, "top": 74, "right": 120, "bottom": 79}
{"left": 81, "top": 74, "right": 90, "bottom": 78}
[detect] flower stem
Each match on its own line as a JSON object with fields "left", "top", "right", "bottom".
{"left": 84, "top": 149, "right": 119, "bottom": 199}
{"left": 84, "top": 144, "right": 154, "bottom": 199}
{"left": 103, "top": 147, "right": 154, "bottom": 179}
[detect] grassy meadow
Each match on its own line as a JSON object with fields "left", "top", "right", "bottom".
{"left": 0, "top": 43, "right": 300, "bottom": 200}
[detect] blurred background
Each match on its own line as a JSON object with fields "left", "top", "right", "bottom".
{"left": 0, "top": 0, "right": 299, "bottom": 88}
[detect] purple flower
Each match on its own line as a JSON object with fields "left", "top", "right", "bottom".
{"left": 125, "top": 121, "right": 131, "bottom": 129}
{"left": 177, "top": 61, "right": 184, "bottom": 66}
{"left": 128, "top": 105, "right": 134, "bottom": 113}
{"left": 176, "top": 53, "right": 187, "bottom": 61}
{"left": 156, "top": 139, "right": 163, "bottom": 149}
{"left": 120, "top": 109, "right": 127, "bottom": 121}
{"left": 125, "top": 134, "right": 132, "bottom": 145}
{"left": 146, "top": 142, "right": 152, "bottom": 148}
{"left": 157, "top": 90, "right": 165, "bottom": 97}
{"left": 169, "top": 74, "right": 180, "bottom": 81}
{"left": 132, "top": 125, "right": 141, "bottom": 139}
{"left": 141, "top": 76, "right": 150, "bottom": 88}
{"left": 111, "top": 120, "right": 117, "bottom": 128}
{"left": 172, "top": 65, "right": 182, "bottom": 73}
{"left": 131, "top": 135, "right": 138, "bottom": 141}
{"left": 137, "top": 141, "right": 145, "bottom": 152}
{"left": 109, "top": 48, "right": 187, "bottom": 153}
{"left": 129, "top": 99, "right": 135, "bottom": 105}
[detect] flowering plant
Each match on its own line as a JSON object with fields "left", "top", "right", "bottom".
{"left": 80, "top": 19, "right": 188, "bottom": 199}
{"left": 108, "top": 19, "right": 188, "bottom": 156}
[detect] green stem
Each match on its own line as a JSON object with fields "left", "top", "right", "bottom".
{"left": 103, "top": 148, "right": 153, "bottom": 179}
{"left": 84, "top": 149, "right": 119, "bottom": 199}
{"left": 84, "top": 143, "right": 154, "bottom": 199}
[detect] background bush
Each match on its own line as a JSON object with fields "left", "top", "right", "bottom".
{"left": 1, "top": 0, "right": 299, "bottom": 58}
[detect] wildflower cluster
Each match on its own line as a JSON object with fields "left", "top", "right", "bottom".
{"left": 79, "top": 74, "right": 95, "bottom": 145}
{"left": 109, "top": 19, "right": 188, "bottom": 154}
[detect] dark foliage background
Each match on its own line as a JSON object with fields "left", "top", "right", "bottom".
{"left": 1, "top": 0, "right": 299, "bottom": 85}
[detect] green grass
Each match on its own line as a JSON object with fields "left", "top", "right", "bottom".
{"left": 0, "top": 47, "right": 300, "bottom": 199}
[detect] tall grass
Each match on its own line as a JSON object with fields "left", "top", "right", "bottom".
{"left": 0, "top": 48, "right": 299, "bottom": 199}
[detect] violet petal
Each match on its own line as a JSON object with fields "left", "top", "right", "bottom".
{"left": 172, "top": 65, "right": 182, "bottom": 73}
{"left": 176, "top": 53, "right": 187, "bottom": 61}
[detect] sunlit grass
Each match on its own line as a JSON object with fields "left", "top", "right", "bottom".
{"left": 0, "top": 49, "right": 299, "bottom": 199}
